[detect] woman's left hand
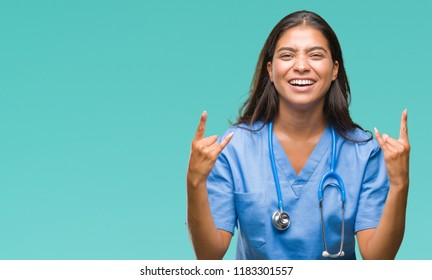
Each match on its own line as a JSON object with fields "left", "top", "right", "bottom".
{"left": 374, "top": 109, "right": 410, "bottom": 189}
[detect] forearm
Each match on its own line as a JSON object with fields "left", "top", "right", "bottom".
{"left": 187, "top": 180, "right": 230, "bottom": 260}
{"left": 361, "top": 184, "right": 408, "bottom": 259}
{"left": 364, "top": 110, "right": 410, "bottom": 259}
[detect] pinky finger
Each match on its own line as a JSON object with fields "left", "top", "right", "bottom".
{"left": 220, "top": 132, "right": 234, "bottom": 150}
{"left": 209, "top": 132, "right": 234, "bottom": 157}
{"left": 374, "top": 127, "right": 386, "bottom": 150}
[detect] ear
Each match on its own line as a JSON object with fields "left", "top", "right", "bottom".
{"left": 267, "top": 61, "right": 273, "bottom": 82}
{"left": 332, "top": 60, "right": 339, "bottom": 81}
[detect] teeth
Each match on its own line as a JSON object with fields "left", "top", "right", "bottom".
{"left": 289, "top": 79, "right": 315, "bottom": 86}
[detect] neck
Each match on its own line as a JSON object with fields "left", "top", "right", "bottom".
{"left": 273, "top": 103, "right": 327, "bottom": 141}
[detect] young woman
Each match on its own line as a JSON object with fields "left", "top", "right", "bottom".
{"left": 186, "top": 10, "right": 410, "bottom": 259}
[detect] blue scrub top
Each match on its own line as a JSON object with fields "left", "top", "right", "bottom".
{"left": 207, "top": 121, "right": 389, "bottom": 260}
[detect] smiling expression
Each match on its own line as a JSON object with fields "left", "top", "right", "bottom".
{"left": 267, "top": 25, "right": 339, "bottom": 112}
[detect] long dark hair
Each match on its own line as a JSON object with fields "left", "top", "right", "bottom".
{"left": 235, "top": 10, "right": 369, "bottom": 141}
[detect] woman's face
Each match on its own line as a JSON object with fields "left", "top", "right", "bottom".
{"left": 267, "top": 25, "right": 339, "bottom": 112}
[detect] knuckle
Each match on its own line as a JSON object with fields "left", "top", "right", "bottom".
{"left": 192, "top": 141, "right": 206, "bottom": 153}
{"left": 191, "top": 141, "right": 200, "bottom": 150}
{"left": 405, "top": 144, "right": 411, "bottom": 152}
{"left": 387, "top": 155, "right": 397, "bottom": 161}
{"left": 385, "top": 152, "right": 397, "bottom": 161}
{"left": 204, "top": 151, "right": 214, "bottom": 161}
{"left": 213, "top": 145, "right": 222, "bottom": 154}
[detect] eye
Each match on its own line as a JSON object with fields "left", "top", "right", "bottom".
{"left": 310, "top": 53, "right": 324, "bottom": 60}
{"left": 279, "top": 53, "right": 294, "bottom": 60}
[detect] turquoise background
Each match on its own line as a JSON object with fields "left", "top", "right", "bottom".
{"left": 0, "top": 0, "right": 430, "bottom": 259}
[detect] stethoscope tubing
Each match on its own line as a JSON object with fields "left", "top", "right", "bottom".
{"left": 268, "top": 121, "right": 346, "bottom": 257}
{"left": 268, "top": 121, "right": 284, "bottom": 212}
{"left": 269, "top": 122, "right": 345, "bottom": 207}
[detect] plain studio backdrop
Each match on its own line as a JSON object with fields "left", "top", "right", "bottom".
{"left": 0, "top": 0, "right": 430, "bottom": 259}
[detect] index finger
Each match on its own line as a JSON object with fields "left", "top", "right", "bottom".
{"left": 194, "top": 111, "right": 208, "bottom": 141}
{"left": 399, "top": 109, "right": 409, "bottom": 142}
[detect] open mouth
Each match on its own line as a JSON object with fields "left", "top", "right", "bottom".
{"left": 288, "top": 79, "right": 316, "bottom": 87}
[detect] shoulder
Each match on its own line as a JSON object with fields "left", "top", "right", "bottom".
{"left": 341, "top": 127, "right": 381, "bottom": 157}
{"left": 219, "top": 121, "right": 267, "bottom": 152}
{"left": 221, "top": 121, "right": 267, "bottom": 139}
{"left": 344, "top": 127, "right": 373, "bottom": 142}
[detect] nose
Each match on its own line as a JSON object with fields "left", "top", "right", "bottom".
{"left": 294, "top": 56, "right": 310, "bottom": 73}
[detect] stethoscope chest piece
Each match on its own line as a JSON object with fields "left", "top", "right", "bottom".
{"left": 272, "top": 210, "right": 290, "bottom": 230}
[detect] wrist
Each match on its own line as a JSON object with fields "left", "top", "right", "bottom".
{"left": 387, "top": 182, "right": 409, "bottom": 202}
{"left": 389, "top": 178, "right": 409, "bottom": 193}
{"left": 187, "top": 175, "right": 207, "bottom": 190}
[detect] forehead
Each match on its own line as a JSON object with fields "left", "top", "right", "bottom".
{"left": 275, "top": 25, "right": 330, "bottom": 50}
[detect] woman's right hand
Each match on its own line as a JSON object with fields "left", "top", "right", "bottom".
{"left": 187, "top": 111, "right": 234, "bottom": 188}
{"left": 186, "top": 112, "right": 234, "bottom": 259}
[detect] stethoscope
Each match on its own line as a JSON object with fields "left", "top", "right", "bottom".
{"left": 268, "top": 121, "right": 346, "bottom": 258}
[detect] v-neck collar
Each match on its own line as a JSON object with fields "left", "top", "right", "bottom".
{"left": 270, "top": 124, "right": 332, "bottom": 197}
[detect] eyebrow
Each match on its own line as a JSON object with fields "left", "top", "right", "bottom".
{"left": 276, "top": 46, "right": 328, "bottom": 53}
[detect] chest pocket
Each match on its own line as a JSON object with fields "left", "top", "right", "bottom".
{"left": 234, "top": 192, "right": 267, "bottom": 248}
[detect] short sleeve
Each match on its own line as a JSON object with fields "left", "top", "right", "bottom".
{"left": 207, "top": 148, "right": 237, "bottom": 234}
{"left": 355, "top": 144, "right": 390, "bottom": 232}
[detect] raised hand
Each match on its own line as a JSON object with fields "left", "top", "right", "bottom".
{"left": 187, "top": 111, "right": 234, "bottom": 188}
{"left": 374, "top": 109, "right": 410, "bottom": 189}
